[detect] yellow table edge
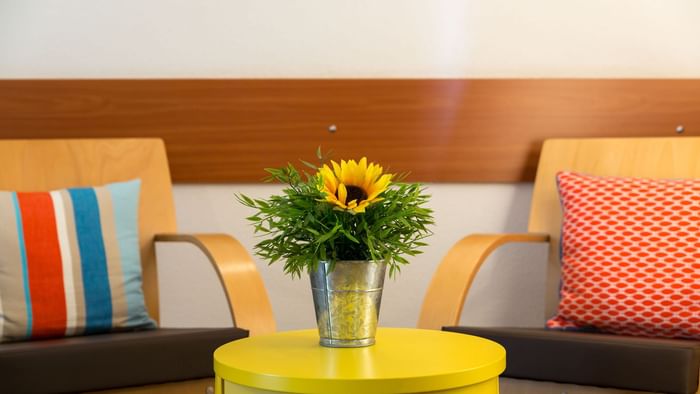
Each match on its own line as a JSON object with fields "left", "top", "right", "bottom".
{"left": 214, "top": 327, "right": 506, "bottom": 394}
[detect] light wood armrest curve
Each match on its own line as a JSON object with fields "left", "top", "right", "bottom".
{"left": 155, "top": 233, "right": 276, "bottom": 335}
{"left": 418, "top": 233, "right": 549, "bottom": 330}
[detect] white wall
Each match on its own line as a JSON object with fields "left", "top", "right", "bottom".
{"left": 2, "top": 0, "right": 700, "bottom": 78}
{"left": 2, "top": 0, "right": 699, "bottom": 331}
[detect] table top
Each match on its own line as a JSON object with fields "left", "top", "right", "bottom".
{"left": 214, "top": 327, "right": 506, "bottom": 393}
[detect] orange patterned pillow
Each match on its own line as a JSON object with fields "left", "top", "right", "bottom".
{"left": 546, "top": 171, "right": 700, "bottom": 339}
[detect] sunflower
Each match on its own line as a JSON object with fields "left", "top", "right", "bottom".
{"left": 318, "top": 157, "right": 392, "bottom": 213}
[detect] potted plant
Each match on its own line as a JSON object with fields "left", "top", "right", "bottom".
{"left": 239, "top": 151, "right": 433, "bottom": 347}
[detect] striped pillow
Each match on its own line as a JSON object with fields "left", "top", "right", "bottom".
{"left": 0, "top": 179, "right": 155, "bottom": 342}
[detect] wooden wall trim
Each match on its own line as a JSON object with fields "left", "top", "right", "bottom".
{"left": 0, "top": 79, "right": 698, "bottom": 183}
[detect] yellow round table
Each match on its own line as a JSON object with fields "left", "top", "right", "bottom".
{"left": 214, "top": 327, "right": 506, "bottom": 394}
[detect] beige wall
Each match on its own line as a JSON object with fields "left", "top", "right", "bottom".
{"left": 2, "top": 0, "right": 700, "bottom": 78}
{"left": 2, "top": 0, "right": 699, "bottom": 330}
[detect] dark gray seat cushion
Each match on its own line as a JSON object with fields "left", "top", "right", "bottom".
{"left": 444, "top": 326, "right": 700, "bottom": 394}
{"left": 0, "top": 327, "right": 248, "bottom": 394}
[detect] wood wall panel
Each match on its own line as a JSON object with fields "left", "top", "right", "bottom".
{"left": 0, "top": 79, "right": 698, "bottom": 182}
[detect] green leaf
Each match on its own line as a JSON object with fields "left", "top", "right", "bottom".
{"left": 340, "top": 229, "right": 360, "bottom": 243}
{"left": 316, "top": 223, "right": 341, "bottom": 244}
{"left": 300, "top": 159, "right": 318, "bottom": 171}
{"left": 254, "top": 199, "right": 270, "bottom": 208}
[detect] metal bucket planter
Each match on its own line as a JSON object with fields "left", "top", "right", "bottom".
{"left": 310, "top": 260, "right": 387, "bottom": 347}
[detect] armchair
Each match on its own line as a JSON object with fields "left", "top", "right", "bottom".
{"left": 0, "top": 139, "right": 274, "bottom": 394}
{"left": 420, "top": 138, "right": 700, "bottom": 394}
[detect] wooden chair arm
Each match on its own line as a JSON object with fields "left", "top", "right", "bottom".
{"left": 418, "top": 233, "right": 550, "bottom": 330}
{"left": 155, "top": 233, "right": 276, "bottom": 335}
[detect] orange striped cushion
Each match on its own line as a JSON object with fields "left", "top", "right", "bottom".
{"left": 0, "top": 180, "right": 155, "bottom": 342}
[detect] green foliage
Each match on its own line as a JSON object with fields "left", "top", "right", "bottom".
{"left": 237, "top": 158, "right": 434, "bottom": 278}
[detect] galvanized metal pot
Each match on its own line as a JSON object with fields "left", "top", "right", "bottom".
{"left": 310, "top": 260, "right": 387, "bottom": 347}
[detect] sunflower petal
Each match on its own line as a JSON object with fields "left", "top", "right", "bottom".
{"left": 359, "top": 157, "right": 367, "bottom": 174}
{"left": 331, "top": 160, "right": 342, "bottom": 178}
{"left": 354, "top": 201, "right": 369, "bottom": 213}
{"left": 367, "top": 174, "right": 392, "bottom": 200}
{"left": 320, "top": 165, "right": 337, "bottom": 193}
{"left": 356, "top": 158, "right": 367, "bottom": 186}
{"left": 348, "top": 159, "right": 360, "bottom": 186}
{"left": 362, "top": 164, "right": 377, "bottom": 191}
{"left": 376, "top": 173, "right": 392, "bottom": 188}
{"left": 339, "top": 160, "right": 349, "bottom": 185}
{"left": 337, "top": 183, "right": 348, "bottom": 204}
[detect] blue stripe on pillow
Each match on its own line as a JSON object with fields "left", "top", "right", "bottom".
{"left": 11, "top": 192, "right": 33, "bottom": 338}
{"left": 69, "top": 188, "right": 112, "bottom": 334}
{"left": 107, "top": 180, "right": 153, "bottom": 327}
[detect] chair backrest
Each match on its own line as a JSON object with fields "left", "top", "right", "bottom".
{"left": 0, "top": 139, "right": 176, "bottom": 322}
{"left": 529, "top": 137, "right": 700, "bottom": 317}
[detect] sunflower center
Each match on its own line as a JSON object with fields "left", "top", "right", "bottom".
{"left": 342, "top": 185, "right": 368, "bottom": 203}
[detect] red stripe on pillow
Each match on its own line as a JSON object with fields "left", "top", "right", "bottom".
{"left": 17, "top": 192, "right": 67, "bottom": 338}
